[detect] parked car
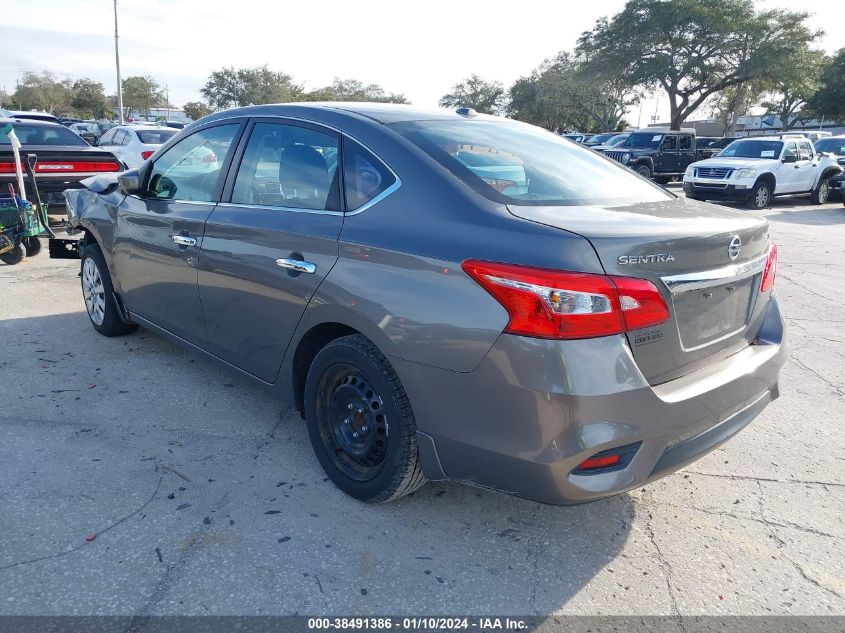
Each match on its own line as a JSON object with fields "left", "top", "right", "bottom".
{"left": 68, "top": 123, "right": 98, "bottom": 145}
{"left": 590, "top": 133, "right": 630, "bottom": 152}
{"left": 803, "top": 131, "right": 832, "bottom": 145}
{"left": 603, "top": 127, "right": 697, "bottom": 183}
{"left": 813, "top": 136, "right": 845, "bottom": 199}
{"left": 157, "top": 120, "right": 187, "bottom": 129}
{"left": 97, "top": 125, "right": 179, "bottom": 169}
{"left": 56, "top": 103, "right": 785, "bottom": 505}
{"left": 696, "top": 137, "right": 734, "bottom": 160}
{"left": 583, "top": 133, "right": 618, "bottom": 147}
{"left": 564, "top": 133, "right": 591, "bottom": 144}
{"left": 0, "top": 118, "right": 121, "bottom": 215}
{"left": 683, "top": 136, "right": 842, "bottom": 209}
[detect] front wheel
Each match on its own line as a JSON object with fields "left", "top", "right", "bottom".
{"left": 80, "top": 244, "right": 138, "bottom": 337}
{"left": 304, "top": 334, "right": 426, "bottom": 502}
{"left": 809, "top": 178, "right": 830, "bottom": 205}
{"left": 747, "top": 181, "right": 772, "bottom": 210}
{"left": 635, "top": 164, "right": 653, "bottom": 179}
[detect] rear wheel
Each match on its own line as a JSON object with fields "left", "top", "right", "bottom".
{"left": 80, "top": 244, "right": 138, "bottom": 337}
{"left": 0, "top": 244, "right": 24, "bottom": 265}
{"left": 23, "top": 237, "right": 42, "bottom": 257}
{"left": 635, "top": 164, "right": 653, "bottom": 179}
{"left": 809, "top": 178, "right": 830, "bottom": 205}
{"left": 304, "top": 334, "right": 426, "bottom": 502}
{"left": 747, "top": 181, "right": 772, "bottom": 210}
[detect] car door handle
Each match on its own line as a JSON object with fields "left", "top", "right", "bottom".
{"left": 171, "top": 235, "right": 197, "bottom": 246}
{"left": 276, "top": 258, "right": 316, "bottom": 274}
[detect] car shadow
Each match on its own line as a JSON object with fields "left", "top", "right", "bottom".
{"left": 0, "top": 310, "right": 633, "bottom": 616}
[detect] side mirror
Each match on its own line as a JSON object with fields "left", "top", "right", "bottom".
{"left": 117, "top": 169, "right": 142, "bottom": 195}
{"left": 782, "top": 154, "right": 797, "bottom": 164}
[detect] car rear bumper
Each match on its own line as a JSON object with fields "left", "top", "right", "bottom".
{"left": 400, "top": 294, "right": 786, "bottom": 505}
{"left": 683, "top": 180, "right": 753, "bottom": 201}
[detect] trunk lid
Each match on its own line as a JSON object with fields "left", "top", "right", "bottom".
{"left": 508, "top": 196, "right": 772, "bottom": 384}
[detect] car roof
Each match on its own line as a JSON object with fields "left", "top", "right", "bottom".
{"left": 0, "top": 117, "right": 63, "bottom": 127}
{"left": 204, "top": 102, "right": 503, "bottom": 125}
{"left": 121, "top": 124, "right": 173, "bottom": 131}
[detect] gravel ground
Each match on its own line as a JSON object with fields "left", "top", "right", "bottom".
{"left": 0, "top": 194, "right": 843, "bottom": 617}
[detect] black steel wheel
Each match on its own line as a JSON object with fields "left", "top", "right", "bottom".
{"left": 304, "top": 334, "right": 426, "bottom": 502}
{"left": 23, "top": 236, "right": 42, "bottom": 257}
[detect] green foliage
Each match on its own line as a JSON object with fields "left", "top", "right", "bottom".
{"left": 70, "top": 78, "right": 110, "bottom": 119}
{"left": 760, "top": 45, "right": 826, "bottom": 129}
{"left": 10, "top": 71, "right": 72, "bottom": 114}
{"left": 805, "top": 48, "right": 845, "bottom": 121}
{"left": 509, "top": 52, "right": 640, "bottom": 132}
{"left": 707, "top": 81, "right": 766, "bottom": 135}
{"left": 201, "top": 66, "right": 303, "bottom": 109}
{"left": 305, "top": 78, "right": 408, "bottom": 104}
{"left": 121, "top": 76, "right": 165, "bottom": 118}
{"left": 439, "top": 75, "right": 507, "bottom": 115}
{"left": 182, "top": 101, "right": 212, "bottom": 121}
{"left": 578, "top": 0, "right": 818, "bottom": 129}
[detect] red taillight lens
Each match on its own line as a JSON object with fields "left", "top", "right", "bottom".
{"left": 202, "top": 151, "right": 217, "bottom": 163}
{"left": 481, "top": 177, "right": 518, "bottom": 193}
{"left": 760, "top": 243, "right": 777, "bottom": 292}
{"left": 0, "top": 161, "right": 120, "bottom": 173}
{"left": 141, "top": 150, "right": 155, "bottom": 160}
{"left": 578, "top": 454, "right": 622, "bottom": 470}
{"left": 462, "top": 260, "right": 669, "bottom": 340}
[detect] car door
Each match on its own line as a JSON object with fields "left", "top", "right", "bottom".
{"left": 678, "top": 133, "right": 695, "bottom": 170}
{"left": 657, "top": 134, "right": 678, "bottom": 172}
{"left": 196, "top": 118, "right": 344, "bottom": 382}
{"left": 112, "top": 120, "right": 244, "bottom": 344}
{"left": 776, "top": 141, "right": 801, "bottom": 193}
{"left": 794, "top": 140, "right": 817, "bottom": 191}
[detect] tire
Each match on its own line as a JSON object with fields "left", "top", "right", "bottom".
{"left": 654, "top": 176, "right": 671, "bottom": 185}
{"left": 747, "top": 180, "right": 772, "bottom": 210}
{"left": 0, "top": 244, "right": 24, "bottom": 265}
{"left": 23, "top": 236, "right": 42, "bottom": 257}
{"left": 80, "top": 243, "right": 138, "bottom": 337}
{"left": 809, "top": 178, "right": 830, "bottom": 205}
{"left": 635, "top": 164, "right": 653, "bottom": 179}
{"left": 304, "top": 334, "right": 426, "bottom": 503}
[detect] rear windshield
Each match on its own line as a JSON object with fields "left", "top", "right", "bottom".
{"left": 622, "top": 132, "right": 663, "bottom": 149}
{"left": 392, "top": 119, "right": 672, "bottom": 206}
{"left": 0, "top": 122, "right": 87, "bottom": 146}
{"left": 719, "top": 140, "right": 783, "bottom": 159}
{"left": 137, "top": 129, "right": 178, "bottom": 144}
{"left": 814, "top": 138, "right": 845, "bottom": 155}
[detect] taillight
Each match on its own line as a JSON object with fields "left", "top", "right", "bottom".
{"left": 760, "top": 243, "right": 777, "bottom": 292}
{"left": 0, "top": 161, "right": 120, "bottom": 173}
{"left": 462, "top": 260, "right": 669, "bottom": 340}
{"left": 482, "top": 177, "right": 518, "bottom": 193}
{"left": 141, "top": 150, "right": 155, "bottom": 160}
{"left": 202, "top": 151, "right": 217, "bottom": 163}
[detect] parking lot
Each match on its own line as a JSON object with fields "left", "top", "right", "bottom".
{"left": 0, "top": 193, "right": 843, "bottom": 617}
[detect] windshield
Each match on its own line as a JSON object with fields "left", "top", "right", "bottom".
{"left": 622, "top": 132, "right": 663, "bottom": 149}
{"left": 391, "top": 119, "right": 672, "bottom": 206}
{"left": 137, "top": 129, "right": 178, "bottom": 144}
{"left": 814, "top": 138, "right": 845, "bottom": 155}
{"left": 718, "top": 140, "right": 783, "bottom": 159}
{"left": 606, "top": 134, "right": 629, "bottom": 146}
{"left": 0, "top": 122, "right": 87, "bottom": 146}
{"left": 586, "top": 133, "right": 614, "bottom": 144}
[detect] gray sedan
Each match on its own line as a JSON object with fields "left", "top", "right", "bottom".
{"left": 56, "top": 103, "right": 785, "bottom": 505}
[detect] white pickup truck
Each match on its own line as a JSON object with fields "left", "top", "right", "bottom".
{"left": 682, "top": 135, "right": 842, "bottom": 209}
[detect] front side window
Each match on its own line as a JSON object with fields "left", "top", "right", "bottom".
{"left": 232, "top": 122, "right": 340, "bottom": 210}
{"left": 661, "top": 135, "right": 678, "bottom": 150}
{"left": 343, "top": 139, "right": 396, "bottom": 210}
{"left": 146, "top": 124, "right": 239, "bottom": 202}
{"left": 98, "top": 128, "right": 116, "bottom": 146}
{"left": 782, "top": 142, "right": 798, "bottom": 160}
{"left": 797, "top": 140, "right": 814, "bottom": 161}
{"left": 392, "top": 119, "right": 671, "bottom": 206}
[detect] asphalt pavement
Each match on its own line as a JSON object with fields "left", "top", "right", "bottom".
{"left": 0, "top": 194, "right": 843, "bottom": 617}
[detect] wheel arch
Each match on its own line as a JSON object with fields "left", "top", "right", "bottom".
{"left": 757, "top": 172, "right": 776, "bottom": 190}
{"left": 818, "top": 167, "right": 842, "bottom": 185}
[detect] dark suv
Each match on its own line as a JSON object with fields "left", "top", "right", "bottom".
{"left": 603, "top": 128, "right": 697, "bottom": 183}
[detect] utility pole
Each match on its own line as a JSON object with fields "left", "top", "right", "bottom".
{"left": 166, "top": 85, "right": 170, "bottom": 120}
{"left": 114, "top": 0, "right": 124, "bottom": 124}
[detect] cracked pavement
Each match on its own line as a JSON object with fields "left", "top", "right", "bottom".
{"left": 0, "top": 195, "right": 843, "bottom": 616}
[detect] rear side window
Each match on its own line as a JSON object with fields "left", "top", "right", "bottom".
{"left": 343, "top": 139, "right": 396, "bottom": 210}
{"left": 679, "top": 135, "right": 693, "bottom": 150}
{"left": 232, "top": 122, "right": 340, "bottom": 211}
{"left": 797, "top": 140, "right": 813, "bottom": 161}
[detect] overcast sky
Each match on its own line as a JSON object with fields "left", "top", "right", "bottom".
{"left": 1, "top": 0, "right": 841, "bottom": 123}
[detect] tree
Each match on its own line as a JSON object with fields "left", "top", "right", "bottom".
{"left": 439, "top": 75, "right": 507, "bottom": 115}
{"left": 508, "top": 52, "right": 640, "bottom": 132}
{"left": 122, "top": 76, "right": 164, "bottom": 118}
{"left": 70, "top": 78, "right": 110, "bottom": 118}
{"left": 183, "top": 101, "right": 212, "bottom": 121}
{"left": 707, "top": 81, "right": 765, "bottom": 136}
{"left": 760, "top": 46, "right": 825, "bottom": 130}
{"left": 305, "top": 78, "right": 408, "bottom": 103}
{"left": 201, "top": 66, "right": 303, "bottom": 109}
{"left": 577, "top": 0, "right": 818, "bottom": 129}
{"left": 805, "top": 48, "right": 845, "bottom": 122}
{"left": 10, "top": 71, "right": 72, "bottom": 114}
